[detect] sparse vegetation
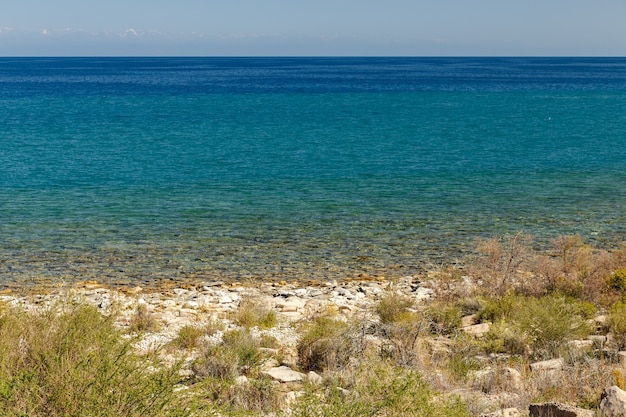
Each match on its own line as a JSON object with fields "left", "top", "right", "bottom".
{"left": 297, "top": 315, "right": 357, "bottom": 372}
{"left": 4, "top": 234, "right": 626, "bottom": 415}
{"left": 128, "top": 302, "right": 159, "bottom": 332}
{"left": 172, "top": 325, "right": 205, "bottom": 350}
{"left": 375, "top": 291, "right": 414, "bottom": 324}
{"left": 292, "top": 355, "right": 471, "bottom": 417}
{"left": 233, "top": 297, "right": 277, "bottom": 329}
{"left": 0, "top": 303, "right": 192, "bottom": 417}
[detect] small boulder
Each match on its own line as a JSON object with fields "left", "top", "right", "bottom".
{"left": 306, "top": 371, "right": 323, "bottom": 386}
{"left": 480, "top": 408, "right": 522, "bottom": 417}
{"left": 462, "top": 322, "right": 491, "bottom": 337}
{"left": 262, "top": 366, "right": 304, "bottom": 383}
{"left": 599, "top": 385, "right": 626, "bottom": 417}
{"left": 470, "top": 367, "right": 523, "bottom": 392}
{"left": 277, "top": 296, "right": 306, "bottom": 312}
{"left": 462, "top": 314, "right": 477, "bottom": 327}
{"left": 529, "top": 402, "right": 593, "bottom": 417}
{"left": 530, "top": 358, "right": 564, "bottom": 373}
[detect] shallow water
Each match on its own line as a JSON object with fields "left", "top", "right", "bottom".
{"left": 1, "top": 57, "right": 626, "bottom": 287}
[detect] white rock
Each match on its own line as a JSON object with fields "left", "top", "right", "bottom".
{"left": 600, "top": 386, "right": 626, "bottom": 417}
{"left": 306, "top": 371, "right": 323, "bottom": 386}
{"left": 278, "top": 296, "right": 306, "bottom": 312}
{"left": 294, "top": 288, "right": 308, "bottom": 297}
{"left": 530, "top": 358, "right": 564, "bottom": 373}
{"left": 463, "top": 322, "right": 491, "bottom": 337}
{"left": 480, "top": 408, "right": 522, "bottom": 417}
{"left": 414, "top": 287, "right": 433, "bottom": 301}
{"left": 262, "top": 366, "right": 304, "bottom": 383}
{"left": 462, "top": 314, "right": 477, "bottom": 327}
{"left": 235, "top": 375, "right": 248, "bottom": 385}
{"left": 218, "top": 295, "right": 233, "bottom": 304}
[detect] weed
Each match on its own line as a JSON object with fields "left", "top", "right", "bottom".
{"left": 233, "top": 297, "right": 277, "bottom": 329}
{"left": 172, "top": 325, "right": 205, "bottom": 351}
{"left": 128, "top": 302, "right": 159, "bottom": 333}
{"left": 375, "top": 291, "right": 414, "bottom": 324}
{"left": 477, "top": 294, "right": 593, "bottom": 359}
{"left": 607, "top": 300, "right": 626, "bottom": 349}
{"left": 194, "top": 328, "right": 263, "bottom": 381}
{"left": 425, "top": 302, "right": 462, "bottom": 336}
{"left": 470, "top": 233, "right": 532, "bottom": 295}
{"left": 607, "top": 268, "right": 626, "bottom": 293}
{"left": 297, "top": 316, "right": 358, "bottom": 372}
{"left": 193, "top": 346, "right": 239, "bottom": 381}
{"left": 292, "top": 356, "right": 471, "bottom": 417}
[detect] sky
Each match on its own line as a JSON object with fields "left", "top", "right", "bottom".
{"left": 1, "top": 0, "right": 626, "bottom": 56}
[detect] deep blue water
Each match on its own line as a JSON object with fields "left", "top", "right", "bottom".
{"left": 1, "top": 57, "right": 626, "bottom": 287}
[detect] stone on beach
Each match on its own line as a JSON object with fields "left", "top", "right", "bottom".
{"left": 599, "top": 386, "right": 626, "bottom": 417}
{"left": 529, "top": 402, "right": 594, "bottom": 417}
{"left": 462, "top": 322, "right": 491, "bottom": 337}
{"left": 262, "top": 366, "right": 304, "bottom": 383}
{"left": 530, "top": 358, "right": 564, "bottom": 373}
{"left": 480, "top": 409, "right": 522, "bottom": 417}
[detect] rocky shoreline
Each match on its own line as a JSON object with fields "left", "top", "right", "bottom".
{"left": 4, "top": 275, "right": 626, "bottom": 416}
{"left": 0, "top": 275, "right": 428, "bottom": 352}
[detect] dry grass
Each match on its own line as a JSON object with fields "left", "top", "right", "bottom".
{"left": 232, "top": 296, "right": 277, "bottom": 329}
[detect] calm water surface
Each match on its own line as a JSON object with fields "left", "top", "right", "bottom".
{"left": 1, "top": 57, "right": 626, "bottom": 287}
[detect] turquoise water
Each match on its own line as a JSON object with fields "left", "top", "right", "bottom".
{"left": 1, "top": 58, "right": 626, "bottom": 287}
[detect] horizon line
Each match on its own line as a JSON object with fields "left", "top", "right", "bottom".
{"left": 1, "top": 55, "right": 626, "bottom": 59}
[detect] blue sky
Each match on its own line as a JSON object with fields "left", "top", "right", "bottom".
{"left": 1, "top": 0, "right": 626, "bottom": 56}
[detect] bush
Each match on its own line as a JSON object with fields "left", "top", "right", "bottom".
{"left": 608, "top": 300, "right": 626, "bottom": 349}
{"left": 469, "top": 233, "right": 531, "bottom": 295}
{"left": 608, "top": 269, "right": 626, "bottom": 293}
{"left": 233, "top": 297, "right": 277, "bottom": 329}
{"left": 172, "top": 325, "right": 205, "bottom": 351}
{"left": 128, "top": 302, "right": 159, "bottom": 333}
{"left": 193, "top": 346, "right": 239, "bottom": 381}
{"left": 376, "top": 291, "right": 414, "bottom": 324}
{"left": 477, "top": 294, "right": 593, "bottom": 359}
{"left": 223, "top": 376, "right": 279, "bottom": 413}
{"left": 0, "top": 303, "right": 191, "bottom": 417}
{"left": 425, "top": 302, "right": 462, "bottom": 336}
{"left": 292, "top": 356, "right": 470, "bottom": 417}
{"left": 193, "top": 328, "right": 262, "bottom": 380}
{"left": 297, "top": 316, "right": 359, "bottom": 373}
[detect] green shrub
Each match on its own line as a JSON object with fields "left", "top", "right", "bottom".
{"left": 297, "top": 317, "right": 358, "bottom": 372}
{"left": 608, "top": 300, "right": 626, "bottom": 349}
{"left": 0, "top": 303, "right": 192, "bottom": 417}
{"left": 481, "top": 320, "right": 530, "bottom": 356}
{"left": 194, "top": 328, "right": 262, "bottom": 380}
{"left": 233, "top": 297, "right": 277, "bottom": 329}
{"left": 477, "top": 294, "right": 593, "bottom": 359}
{"left": 608, "top": 269, "right": 626, "bottom": 293}
{"left": 376, "top": 291, "right": 414, "bottom": 324}
{"left": 425, "top": 302, "right": 462, "bottom": 335}
{"left": 193, "top": 346, "right": 239, "bottom": 381}
{"left": 292, "top": 357, "right": 470, "bottom": 417}
{"left": 223, "top": 376, "right": 279, "bottom": 413}
{"left": 128, "top": 302, "right": 159, "bottom": 333}
{"left": 222, "top": 329, "right": 262, "bottom": 374}
{"left": 172, "top": 325, "right": 205, "bottom": 351}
